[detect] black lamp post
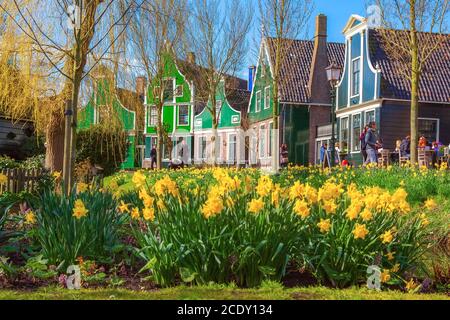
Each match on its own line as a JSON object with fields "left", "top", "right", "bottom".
{"left": 325, "top": 62, "right": 342, "bottom": 167}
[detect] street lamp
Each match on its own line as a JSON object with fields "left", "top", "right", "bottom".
{"left": 325, "top": 62, "right": 342, "bottom": 167}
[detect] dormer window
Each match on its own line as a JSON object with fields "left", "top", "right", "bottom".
{"left": 351, "top": 58, "right": 360, "bottom": 96}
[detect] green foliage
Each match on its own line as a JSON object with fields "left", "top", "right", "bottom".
{"left": 76, "top": 125, "right": 128, "bottom": 176}
{"left": 29, "top": 188, "right": 127, "bottom": 269}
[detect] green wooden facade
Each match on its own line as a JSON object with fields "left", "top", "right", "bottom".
{"left": 78, "top": 78, "right": 137, "bottom": 169}
{"left": 144, "top": 54, "right": 194, "bottom": 164}
{"left": 194, "top": 80, "right": 241, "bottom": 131}
{"left": 247, "top": 40, "right": 310, "bottom": 167}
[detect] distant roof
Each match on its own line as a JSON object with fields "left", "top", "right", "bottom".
{"left": 265, "top": 38, "right": 345, "bottom": 104}
{"left": 225, "top": 88, "right": 251, "bottom": 113}
{"left": 369, "top": 29, "right": 450, "bottom": 103}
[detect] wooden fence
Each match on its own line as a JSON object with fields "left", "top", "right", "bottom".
{"left": 0, "top": 168, "right": 45, "bottom": 194}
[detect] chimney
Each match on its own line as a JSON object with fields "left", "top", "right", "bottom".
{"left": 308, "top": 14, "right": 329, "bottom": 104}
{"left": 187, "top": 52, "right": 196, "bottom": 64}
{"left": 136, "top": 76, "right": 147, "bottom": 99}
{"left": 248, "top": 66, "right": 256, "bottom": 91}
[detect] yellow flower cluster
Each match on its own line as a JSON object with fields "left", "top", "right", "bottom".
{"left": 73, "top": 199, "right": 89, "bottom": 219}
{"left": 25, "top": 210, "right": 36, "bottom": 224}
{"left": 202, "top": 186, "right": 224, "bottom": 219}
{"left": 154, "top": 175, "right": 179, "bottom": 197}
{"left": 248, "top": 198, "right": 264, "bottom": 214}
{"left": 132, "top": 171, "right": 147, "bottom": 189}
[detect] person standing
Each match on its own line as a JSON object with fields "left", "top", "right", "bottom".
{"left": 280, "top": 144, "right": 289, "bottom": 168}
{"left": 179, "top": 139, "right": 190, "bottom": 166}
{"left": 400, "top": 136, "right": 411, "bottom": 159}
{"left": 150, "top": 144, "right": 157, "bottom": 170}
{"left": 359, "top": 125, "right": 369, "bottom": 163}
{"left": 364, "top": 122, "right": 379, "bottom": 165}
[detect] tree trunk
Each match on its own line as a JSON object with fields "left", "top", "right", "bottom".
{"left": 410, "top": 1, "right": 419, "bottom": 164}
{"left": 271, "top": 80, "right": 280, "bottom": 173}
{"left": 45, "top": 110, "right": 65, "bottom": 172}
{"left": 156, "top": 106, "right": 163, "bottom": 169}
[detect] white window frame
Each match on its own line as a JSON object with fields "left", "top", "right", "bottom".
{"left": 260, "top": 124, "right": 266, "bottom": 158}
{"left": 418, "top": 117, "right": 440, "bottom": 143}
{"left": 351, "top": 113, "right": 362, "bottom": 153}
{"left": 264, "top": 86, "right": 271, "bottom": 110}
{"left": 255, "top": 91, "right": 262, "bottom": 113}
{"left": 174, "top": 84, "right": 183, "bottom": 97}
{"left": 227, "top": 133, "right": 237, "bottom": 163}
{"left": 149, "top": 106, "right": 158, "bottom": 126}
{"left": 177, "top": 105, "right": 189, "bottom": 126}
{"left": 365, "top": 109, "right": 375, "bottom": 125}
{"left": 268, "top": 121, "right": 273, "bottom": 157}
{"left": 340, "top": 116, "right": 349, "bottom": 153}
{"left": 198, "top": 136, "right": 207, "bottom": 160}
{"left": 162, "top": 77, "right": 175, "bottom": 104}
{"left": 231, "top": 115, "right": 239, "bottom": 124}
{"left": 351, "top": 57, "right": 361, "bottom": 98}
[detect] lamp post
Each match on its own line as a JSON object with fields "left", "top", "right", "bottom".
{"left": 325, "top": 62, "right": 342, "bottom": 167}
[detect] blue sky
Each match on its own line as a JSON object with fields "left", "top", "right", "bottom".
{"left": 240, "top": 0, "right": 369, "bottom": 77}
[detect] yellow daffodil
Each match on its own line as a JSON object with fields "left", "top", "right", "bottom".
{"left": 131, "top": 207, "right": 140, "bottom": 220}
{"left": 317, "top": 219, "right": 331, "bottom": 234}
{"left": 294, "top": 200, "right": 310, "bottom": 218}
{"left": 118, "top": 201, "right": 130, "bottom": 214}
{"left": 202, "top": 196, "right": 223, "bottom": 219}
{"left": 360, "top": 209, "right": 373, "bottom": 222}
{"left": 380, "top": 269, "right": 391, "bottom": 283}
{"left": 391, "top": 263, "right": 400, "bottom": 273}
{"left": 322, "top": 200, "right": 337, "bottom": 215}
{"left": 77, "top": 182, "right": 89, "bottom": 194}
{"left": 352, "top": 223, "right": 369, "bottom": 240}
{"left": 142, "top": 207, "right": 155, "bottom": 221}
{"left": 380, "top": 230, "right": 394, "bottom": 244}
{"left": 424, "top": 198, "right": 437, "bottom": 211}
{"left": 248, "top": 198, "right": 264, "bottom": 215}
{"left": 405, "top": 278, "right": 419, "bottom": 291}
{"left": 25, "top": 210, "right": 36, "bottom": 224}
{"left": 132, "top": 171, "right": 147, "bottom": 189}
{"left": 386, "top": 252, "right": 395, "bottom": 261}
{"left": 73, "top": 199, "right": 89, "bottom": 219}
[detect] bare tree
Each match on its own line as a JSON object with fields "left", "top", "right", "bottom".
{"left": 188, "top": 0, "right": 252, "bottom": 165}
{"left": 128, "top": 0, "right": 186, "bottom": 169}
{"left": 0, "top": 0, "right": 137, "bottom": 192}
{"left": 373, "top": 0, "right": 449, "bottom": 163}
{"left": 258, "top": 0, "right": 313, "bottom": 172}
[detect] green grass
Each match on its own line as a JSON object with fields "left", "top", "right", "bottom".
{"left": 0, "top": 285, "right": 448, "bottom": 300}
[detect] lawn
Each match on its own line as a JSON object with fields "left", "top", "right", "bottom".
{"left": 0, "top": 285, "right": 448, "bottom": 300}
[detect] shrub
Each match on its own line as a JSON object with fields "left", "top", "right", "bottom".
{"left": 29, "top": 187, "right": 127, "bottom": 269}
{"left": 76, "top": 125, "right": 128, "bottom": 176}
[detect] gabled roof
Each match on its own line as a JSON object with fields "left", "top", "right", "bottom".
{"left": 225, "top": 88, "right": 251, "bottom": 113}
{"left": 369, "top": 29, "right": 450, "bottom": 103}
{"left": 342, "top": 15, "right": 366, "bottom": 34}
{"left": 265, "top": 38, "right": 345, "bottom": 104}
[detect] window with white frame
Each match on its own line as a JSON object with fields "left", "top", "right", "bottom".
{"left": 351, "top": 58, "right": 360, "bottom": 96}
{"left": 264, "top": 87, "right": 270, "bottom": 109}
{"left": 163, "top": 79, "right": 174, "bottom": 102}
{"left": 228, "top": 134, "right": 237, "bottom": 162}
{"left": 178, "top": 105, "right": 189, "bottom": 126}
{"left": 256, "top": 91, "right": 261, "bottom": 112}
{"left": 419, "top": 118, "right": 439, "bottom": 143}
{"left": 260, "top": 124, "right": 266, "bottom": 158}
{"left": 352, "top": 113, "right": 362, "bottom": 152}
{"left": 340, "top": 117, "right": 349, "bottom": 153}
{"left": 174, "top": 85, "right": 183, "bottom": 97}
{"left": 250, "top": 127, "right": 257, "bottom": 164}
{"left": 365, "top": 110, "right": 375, "bottom": 126}
{"left": 149, "top": 106, "right": 158, "bottom": 126}
{"left": 215, "top": 100, "right": 222, "bottom": 124}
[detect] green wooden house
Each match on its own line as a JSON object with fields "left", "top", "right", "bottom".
{"left": 143, "top": 53, "right": 200, "bottom": 167}
{"left": 193, "top": 78, "right": 250, "bottom": 165}
{"left": 78, "top": 75, "right": 138, "bottom": 170}
{"left": 247, "top": 15, "right": 345, "bottom": 169}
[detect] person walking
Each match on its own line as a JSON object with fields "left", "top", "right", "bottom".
{"left": 359, "top": 125, "right": 369, "bottom": 163}
{"left": 150, "top": 144, "right": 157, "bottom": 170}
{"left": 364, "top": 122, "right": 379, "bottom": 165}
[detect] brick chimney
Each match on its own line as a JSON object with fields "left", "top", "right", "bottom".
{"left": 136, "top": 76, "right": 147, "bottom": 99}
{"left": 308, "top": 14, "right": 329, "bottom": 104}
{"left": 307, "top": 14, "right": 332, "bottom": 164}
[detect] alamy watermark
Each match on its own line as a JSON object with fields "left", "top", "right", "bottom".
{"left": 66, "top": 265, "right": 81, "bottom": 290}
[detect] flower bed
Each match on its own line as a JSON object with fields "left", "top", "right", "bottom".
{"left": 1, "top": 165, "right": 448, "bottom": 293}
